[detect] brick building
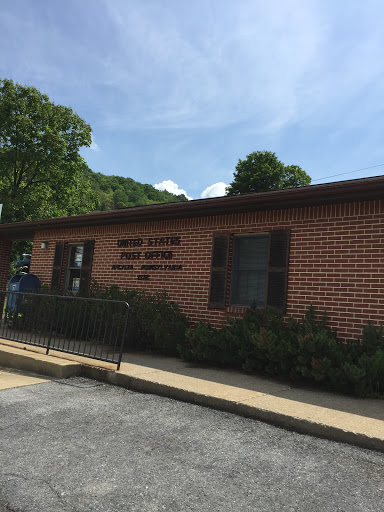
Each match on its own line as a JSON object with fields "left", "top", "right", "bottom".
{"left": 1, "top": 176, "right": 384, "bottom": 340}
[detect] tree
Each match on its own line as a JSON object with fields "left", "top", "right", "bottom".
{"left": 0, "top": 79, "right": 97, "bottom": 224}
{"left": 226, "top": 150, "right": 311, "bottom": 196}
{"left": 84, "top": 168, "right": 189, "bottom": 211}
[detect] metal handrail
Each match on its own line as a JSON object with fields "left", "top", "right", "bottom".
{"left": 0, "top": 291, "right": 129, "bottom": 370}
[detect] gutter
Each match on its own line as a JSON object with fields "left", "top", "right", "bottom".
{"left": 1, "top": 175, "right": 384, "bottom": 239}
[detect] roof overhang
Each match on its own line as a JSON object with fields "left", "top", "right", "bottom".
{"left": 1, "top": 175, "right": 384, "bottom": 240}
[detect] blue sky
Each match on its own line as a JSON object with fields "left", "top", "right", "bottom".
{"left": 1, "top": 0, "right": 384, "bottom": 199}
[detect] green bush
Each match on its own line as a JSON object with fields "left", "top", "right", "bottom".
{"left": 87, "top": 283, "right": 189, "bottom": 356}
{"left": 178, "top": 304, "right": 384, "bottom": 398}
{"left": 8, "top": 283, "right": 383, "bottom": 397}
{"left": 238, "top": 308, "right": 293, "bottom": 377}
{"left": 179, "top": 320, "right": 241, "bottom": 366}
{"left": 7, "top": 283, "right": 189, "bottom": 356}
{"left": 360, "top": 322, "right": 384, "bottom": 355}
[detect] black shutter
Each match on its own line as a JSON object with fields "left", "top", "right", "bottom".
{"left": 266, "top": 230, "right": 290, "bottom": 313}
{"left": 208, "top": 233, "right": 230, "bottom": 309}
{"left": 79, "top": 240, "right": 95, "bottom": 294}
{"left": 51, "top": 242, "right": 64, "bottom": 289}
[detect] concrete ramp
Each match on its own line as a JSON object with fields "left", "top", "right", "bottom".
{"left": 0, "top": 342, "right": 81, "bottom": 379}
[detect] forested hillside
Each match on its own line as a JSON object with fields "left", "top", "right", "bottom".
{"left": 85, "top": 168, "right": 188, "bottom": 211}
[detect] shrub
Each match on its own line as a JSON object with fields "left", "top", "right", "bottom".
{"left": 87, "top": 283, "right": 190, "bottom": 356}
{"left": 238, "top": 307, "right": 294, "bottom": 377}
{"left": 178, "top": 304, "right": 384, "bottom": 397}
{"left": 179, "top": 320, "right": 241, "bottom": 366}
{"left": 9, "top": 282, "right": 189, "bottom": 356}
{"left": 360, "top": 322, "right": 384, "bottom": 355}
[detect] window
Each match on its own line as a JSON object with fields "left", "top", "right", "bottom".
{"left": 208, "top": 230, "right": 290, "bottom": 312}
{"left": 51, "top": 240, "right": 95, "bottom": 292}
{"left": 65, "top": 245, "right": 84, "bottom": 292}
{"left": 230, "top": 234, "right": 269, "bottom": 307}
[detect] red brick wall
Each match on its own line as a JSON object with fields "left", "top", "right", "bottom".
{"left": 30, "top": 199, "right": 384, "bottom": 340}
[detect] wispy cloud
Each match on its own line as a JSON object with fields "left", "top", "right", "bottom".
{"left": 90, "top": 136, "right": 101, "bottom": 152}
{"left": 154, "top": 180, "right": 192, "bottom": 200}
{"left": 97, "top": 0, "right": 326, "bottom": 132}
{"left": 3, "top": 1, "right": 384, "bottom": 137}
{"left": 2, "top": 0, "right": 384, "bottom": 195}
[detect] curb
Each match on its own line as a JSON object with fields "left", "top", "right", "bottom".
{"left": 81, "top": 365, "right": 384, "bottom": 454}
{"left": 0, "top": 344, "right": 81, "bottom": 379}
{"left": 1, "top": 342, "right": 383, "bottom": 453}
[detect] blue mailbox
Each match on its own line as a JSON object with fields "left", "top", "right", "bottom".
{"left": 7, "top": 273, "right": 41, "bottom": 313}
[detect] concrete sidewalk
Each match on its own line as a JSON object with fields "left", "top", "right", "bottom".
{"left": 0, "top": 339, "right": 383, "bottom": 452}
{"left": 0, "top": 366, "right": 51, "bottom": 390}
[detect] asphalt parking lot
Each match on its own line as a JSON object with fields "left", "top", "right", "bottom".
{"left": 0, "top": 376, "right": 383, "bottom": 512}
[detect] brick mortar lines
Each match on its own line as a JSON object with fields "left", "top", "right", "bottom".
{"left": 27, "top": 199, "right": 384, "bottom": 338}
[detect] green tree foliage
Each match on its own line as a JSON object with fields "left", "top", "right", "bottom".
{"left": 226, "top": 150, "right": 311, "bottom": 196}
{"left": 0, "top": 79, "right": 97, "bottom": 223}
{"left": 85, "top": 168, "right": 188, "bottom": 210}
{"left": 0, "top": 79, "right": 187, "bottom": 266}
